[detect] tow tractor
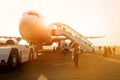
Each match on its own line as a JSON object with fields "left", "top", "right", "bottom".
{"left": 0, "top": 37, "right": 37, "bottom": 68}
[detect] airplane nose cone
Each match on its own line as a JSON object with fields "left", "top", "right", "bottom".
{"left": 19, "top": 11, "right": 51, "bottom": 44}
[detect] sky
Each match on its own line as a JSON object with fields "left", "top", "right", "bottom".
{"left": 0, "top": 0, "right": 120, "bottom": 46}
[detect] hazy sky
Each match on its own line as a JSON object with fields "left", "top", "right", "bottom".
{"left": 0, "top": 0, "right": 120, "bottom": 46}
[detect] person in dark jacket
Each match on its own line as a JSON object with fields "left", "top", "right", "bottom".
{"left": 73, "top": 43, "right": 79, "bottom": 67}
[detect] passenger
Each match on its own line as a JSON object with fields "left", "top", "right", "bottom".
{"left": 98, "top": 46, "right": 101, "bottom": 52}
{"left": 103, "top": 46, "right": 107, "bottom": 57}
{"left": 70, "top": 42, "right": 74, "bottom": 57}
{"left": 108, "top": 46, "right": 112, "bottom": 55}
{"left": 112, "top": 46, "right": 116, "bottom": 55}
{"left": 73, "top": 43, "right": 79, "bottom": 68}
{"left": 63, "top": 27, "right": 65, "bottom": 30}
{"left": 93, "top": 48, "right": 95, "bottom": 52}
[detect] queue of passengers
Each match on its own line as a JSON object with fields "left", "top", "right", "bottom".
{"left": 103, "top": 46, "right": 116, "bottom": 57}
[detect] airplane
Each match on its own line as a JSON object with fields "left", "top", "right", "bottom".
{"left": 0, "top": 10, "right": 104, "bottom": 68}
{"left": 19, "top": 10, "right": 106, "bottom": 52}
{"left": 0, "top": 10, "right": 104, "bottom": 53}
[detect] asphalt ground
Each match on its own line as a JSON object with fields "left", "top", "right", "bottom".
{"left": 0, "top": 51, "right": 120, "bottom": 80}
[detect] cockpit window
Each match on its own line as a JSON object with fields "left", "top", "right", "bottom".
{"left": 27, "top": 11, "right": 39, "bottom": 17}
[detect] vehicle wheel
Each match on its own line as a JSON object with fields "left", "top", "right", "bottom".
{"left": 29, "top": 49, "right": 34, "bottom": 61}
{"left": 7, "top": 49, "right": 19, "bottom": 69}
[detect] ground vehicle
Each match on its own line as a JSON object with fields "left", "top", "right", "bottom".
{"left": 0, "top": 38, "right": 37, "bottom": 68}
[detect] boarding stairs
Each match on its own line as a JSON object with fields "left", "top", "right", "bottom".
{"left": 51, "top": 23, "right": 93, "bottom": 52}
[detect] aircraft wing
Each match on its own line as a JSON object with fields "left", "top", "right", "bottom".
{"left": 84, "top": 35, "right": 105, "bottom": 39}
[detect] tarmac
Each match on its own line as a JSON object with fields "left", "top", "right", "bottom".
{"left": 0, "top": 50, "right": 120, "bottom": 80}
